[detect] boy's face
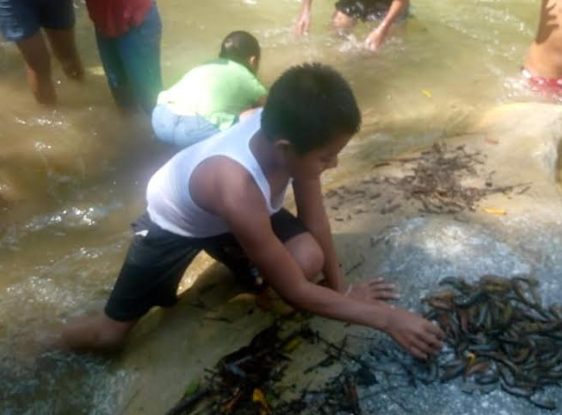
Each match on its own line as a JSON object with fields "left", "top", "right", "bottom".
{"left": 249, "top": 55, "right": 260, "bottom": 74}
{"left": 282, "top": 134, "right": 353, "bottom": 180}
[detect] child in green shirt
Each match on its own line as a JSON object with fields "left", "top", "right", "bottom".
{"left": 152, "top": 31, "right": 267, "bottom": 147}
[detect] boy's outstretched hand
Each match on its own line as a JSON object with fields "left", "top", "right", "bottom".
{"left": 295, "top": 9, "right": 311, "bottom": 35}
{"left": 384, "top": 307, "right": 445, "bottom": 359}
{"left": 346, "top": 277, "right": 399, "bottom": 302}
{"left": 365, "top": 26, "right": 389, "bottom": 51}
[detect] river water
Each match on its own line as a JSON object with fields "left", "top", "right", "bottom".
{"left": 0, "top": 0, "right": 544, "bottom": 413}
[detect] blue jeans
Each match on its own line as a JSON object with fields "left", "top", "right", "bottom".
{"left": 151, "top": 104, "right": 220, "bottom": 147}
{"left": 95, "top": 2, "right": 162, "bottom": 114}
{"left": 0, "top": 0, "right": 74, "bottom": 42}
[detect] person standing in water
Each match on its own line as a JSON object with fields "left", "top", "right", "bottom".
{"left": 152, "top": 31, "right": 267, "bottom": 147}
{"left": 523, "top": 0, "right": 562, "bottom": 97}
{"left": 0, "top": 0, "right": 84, "bottom": 105}
{"left": 295, "top": 0, "right": 409, "bottom": 51}
{"left": 84, "top": 0, "right": 162, "bottom": 114}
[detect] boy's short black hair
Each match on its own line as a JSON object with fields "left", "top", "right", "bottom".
{"left": 219, "top": 31, "right": 260, "bottom": 70}
{"left": 261, "top": 63, "right": 361, "bottom": 154}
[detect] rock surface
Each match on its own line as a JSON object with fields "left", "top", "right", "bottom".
{"left": 115, "top": 103, "right": 562, "bottom": 415}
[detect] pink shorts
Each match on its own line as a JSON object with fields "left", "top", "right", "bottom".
{"left": 522, "top": 69, "right": 562, "bottom": 95}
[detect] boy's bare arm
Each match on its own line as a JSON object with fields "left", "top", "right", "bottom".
{"left": 292, "top": 178, "right": 400, "bottom": 303}
{"left": 292, "top": 177, "right": 345, "bottom": 292}
{"left": 214, "top": 173, "right": 444, "bottom": 359}
{"left": 295, "top": 0, "right": 314, "bottom": 35}
{"left": 365, "top": 0, "right": 409, "bottom": 50}
{"left": 217, "top": 176, "right": 389, "bottom": 327}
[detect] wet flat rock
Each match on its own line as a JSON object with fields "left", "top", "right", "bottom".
{"left": 325, "top": 142, "right": 528, "bottom": 222}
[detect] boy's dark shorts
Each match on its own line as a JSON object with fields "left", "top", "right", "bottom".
{"left": 335, "top": 0, "right": 409, "bottom": 22}
{"left": 0, "top": 0, "right": 75, "bottom": 42}
{"left": 105, "top": 209, "right": 307, "bottom": 322}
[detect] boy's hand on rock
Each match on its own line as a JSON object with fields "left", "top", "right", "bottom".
{"left": 346, "top": 277, "right": 399, "bottom": 302}
{"left": 384, "top": 308, "right": 445, "bottom": 359}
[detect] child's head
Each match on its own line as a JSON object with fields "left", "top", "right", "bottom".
{"left": 261, "top": 63, "right": 361, "bottom": 179}
{"left": 332, "top": 10, "right": 357, "bottom": 32}
{"left": 219, "top": 31, "right": 261, "bottom": 74}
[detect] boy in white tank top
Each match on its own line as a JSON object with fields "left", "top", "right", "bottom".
{"left": 62, "top": 63, "right": 444, "bottom": 360}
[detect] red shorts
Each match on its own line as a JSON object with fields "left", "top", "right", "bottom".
{"left": 522, "top": 69, "right": 562, "bottom": 95}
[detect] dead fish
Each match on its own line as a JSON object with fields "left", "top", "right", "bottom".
{"left": 548, "top": 305, "right": 562, "bottom": 320}
{"left": 474, "top": 370, "right": 499, "bottom": 385}
{"left": 464, "top": 359, "right": 491, "bottom": 377}
{"left": 479, "top": 275, "right": 512, "bottom": 294}
{"left": 512, "top": 277, "right": 541, "bottom": 308}
{"left": 423, "top": 289, "right": 456, "bottom": 310}
{"left": 500, "top": 382, "right": 533, "bottom": 398}
{"left": 510, "top": 347, "right": 531, "bottom": 364}
{"left": 468, "top": 343, "right": 500, "bottom": 353}
{"left": 380, "top": 203, "right": 401, "bottom": 215}
{"left": 528, "top": 395, "right": 557, "bottom": 411}
{"left": 438, "top": 276, "right": 471, "bottom": 293}
{"left": 453, "top": 290, "right": 486, "bottom": 308}
{"left": 440, "top": 360, "right": 466, "bottom": 382}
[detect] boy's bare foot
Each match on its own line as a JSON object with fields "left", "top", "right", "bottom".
{"left": 256, "top": 287, "right": 296, "bottom": 316}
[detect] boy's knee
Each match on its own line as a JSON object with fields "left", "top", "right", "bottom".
{"left": 304, "top": 245, "right": 325, "bottom": 280}
{"left": 286, "top": 234, "right": 325, "bottom": 280}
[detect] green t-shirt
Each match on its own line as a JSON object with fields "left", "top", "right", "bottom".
{"left": 157, "top": 59, "right": 267, "bottom": 131}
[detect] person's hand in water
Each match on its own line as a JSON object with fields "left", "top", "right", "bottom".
{"left": 365, "top": 26, "right": 389, "bottom": 51}
{"left": 295, "top": 7, "right": 311, "bottom": 35}
{"left": 346, "top": 277, "right": 399, "bottom": 302}
{"left": 384, "top": 307, "right": 445, "bottom": 359}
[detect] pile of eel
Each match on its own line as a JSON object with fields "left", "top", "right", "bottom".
{"left": 422, "top": 275, "right": 562, "bottom": 410}
{"left": 385, "top": 142, "right": 527, "bottom": 214}
{"left": 324, "top": 142, "right": 529, "bottom": 218}
{"left": 165, "top": 275, "right": 562, "bottom": 414}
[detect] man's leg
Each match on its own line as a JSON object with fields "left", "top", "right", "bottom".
{"left": 0, "top": 0, "right": 56, "bottom": 104}
{"left": 41, "top": 0, "right": 83, "bottom": 80}
{"left": 118, "top": 2, "right": 163, "bottom": 114}
{"left": 45, "top": 28, "right": 84, "bottom": 80}
{"left": 95, "top": 31, "right": 135, "bottom": 108}
{"left": 16, "top": 32, "right": 57, "bottom": 105}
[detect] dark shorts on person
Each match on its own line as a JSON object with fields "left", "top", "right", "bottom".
{"left": 105, "top": 209, "right": 307, "bottom": 322}
{"left": 335, "top": 0, "right": 409, "bottom": 21}
{"left": 95, "top": 1, "right": 162, "bottom": 114}
{"left": 0, "top": 0, "right": 75, "bottom": 42}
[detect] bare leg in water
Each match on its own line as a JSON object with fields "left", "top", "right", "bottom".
{"left": 45, "top": 27, "right": 84, "bottom": 81}
{"left": 15, "top": 31, "right": 57, "bottom": 105}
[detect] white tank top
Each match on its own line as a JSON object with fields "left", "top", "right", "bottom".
{"left": 146, "top": 110, "right": 288, "bottom": 237}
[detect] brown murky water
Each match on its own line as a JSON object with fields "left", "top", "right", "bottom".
{"left": 0, "top": 0, "right": 544, "bottom": 413}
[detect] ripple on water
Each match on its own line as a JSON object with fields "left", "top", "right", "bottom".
{"left": 0, "top": 209, "right": 130, "bottom": 414}
{"left": 0, "top": 350, "right": 131, "bottom": 415}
